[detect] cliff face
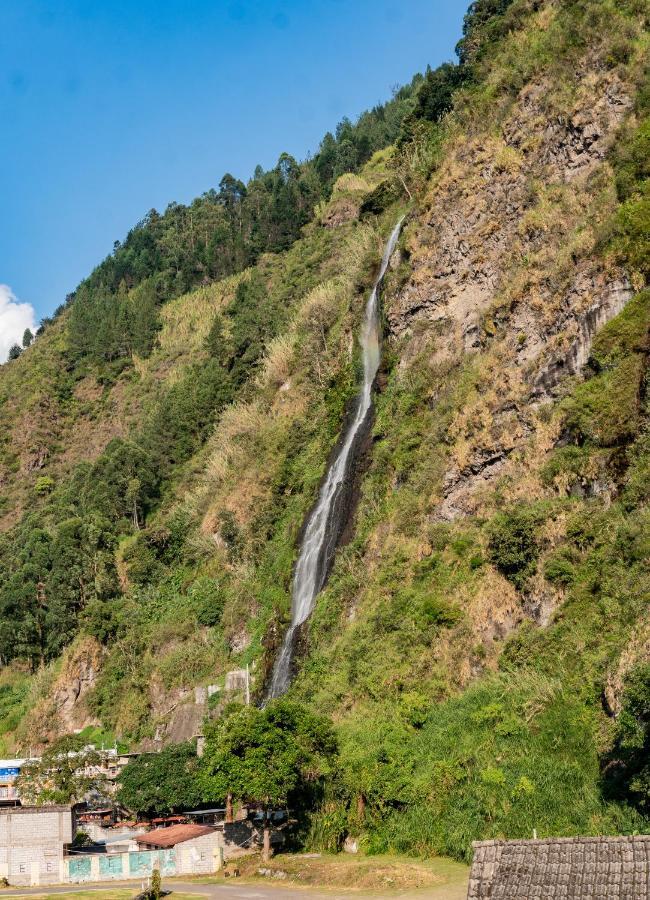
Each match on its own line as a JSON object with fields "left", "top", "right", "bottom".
{"left": 0, "top": 0, "right": 648, "bottom": 859}
{"left": 391, "top": 64, "right": 633, "bottom": 523}
{"left": 289, "top": 0, "right": 647, "bottom": 703}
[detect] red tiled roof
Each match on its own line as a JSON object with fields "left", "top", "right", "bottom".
{"left": 137, "top": 823, "right": 215, "bottom": 848}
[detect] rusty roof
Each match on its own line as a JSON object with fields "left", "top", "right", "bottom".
{"left": 468, "top": 835, "right": 650, "bottom": 899}
{"left": 136, "top": 823, "right": 216, "bottom": 848}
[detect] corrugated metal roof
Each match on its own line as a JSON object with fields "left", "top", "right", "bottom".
{"left": 136, "top": 823, "right": 216, "bottom": 848}
{"left": 185, "top": 808, "right": 226, "bottom": 814}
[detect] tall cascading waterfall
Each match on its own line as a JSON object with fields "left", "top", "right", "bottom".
{"left": 266, "top": 217, "right": 404, "bottom": 699}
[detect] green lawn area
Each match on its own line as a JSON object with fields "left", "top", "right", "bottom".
{"left": 201, "top": 851, "right": 470, "bottom": 895}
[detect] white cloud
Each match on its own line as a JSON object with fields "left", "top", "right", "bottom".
{"left": 0, "top": 284, "right": 36, "bottom": 363}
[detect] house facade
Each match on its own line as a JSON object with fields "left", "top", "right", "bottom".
{"left": 0, "top": 759, "right": 28, "bottom": 807}
{"left": 137, "top": 823, "right": 223, "bottom": 876}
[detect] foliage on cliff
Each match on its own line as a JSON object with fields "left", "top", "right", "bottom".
{"left": 0, "top": 0, "right": 648, "bottom": 863}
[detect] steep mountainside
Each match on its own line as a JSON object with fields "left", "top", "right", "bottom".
{"left": 1, "top": 0, "right": 648, "bottom": 861}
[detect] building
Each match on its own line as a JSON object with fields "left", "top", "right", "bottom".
{"left": 136, "top": 823, "right": 222, "bottom": 875}
{"left": 0, "top": 748, "right": 139, "bottom": 810}
{"left": 64, "top": 822, "right": 224, "bottom": 884}
{"left": 468, "top": 835, "right": 650, "bottom": 899}
{"left": 0, "top": 760, "right": 26, "bottom": 807}
{"left": 0, "top": 805, "right": 73, "bottom": 886}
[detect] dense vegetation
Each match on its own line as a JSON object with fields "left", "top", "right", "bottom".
{"left": 62, "top": 85, "right": 421, "bottom": 368}
{"left": 0, "top": 0, "right": 648, "bottom": 866}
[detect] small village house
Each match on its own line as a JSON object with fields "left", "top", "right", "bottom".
{"left": 136, "top": 822, "right": 222, "bottom": 875}
{"left": 0, "top": 760, "right": 26, "bottom": 807}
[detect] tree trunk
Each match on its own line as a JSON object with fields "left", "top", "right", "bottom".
{"left": 262, "top": 807, "right": 272, "bottom": 862}
{"left": 357, "top": 793, "right": 366, "bottom": 819}
{"left": 263, "top": 824, "right": 272, "bottom": 862}
{"left": 225, "top": 792, "right": 234, "bottom": 824}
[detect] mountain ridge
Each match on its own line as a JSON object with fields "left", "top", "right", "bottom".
{"left": 0, "top": 0, "right": 648, "bottom": 862}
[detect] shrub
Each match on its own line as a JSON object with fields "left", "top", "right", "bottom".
{"left": 34, "top": 475, "right": 55, "bottom": 496}
{"left": 543, "top": 549, "right": 577, "bottom": 587}
{"left": 602, "top": 663, "right": 650, "bottom": 814}
{"left": 189, "top": 577, "right": 226, "bottom": 628}
{"left": 487, "top": 508, "right": 541, "bottom": 589}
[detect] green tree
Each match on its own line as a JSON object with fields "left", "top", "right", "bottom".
{"left": 201, "top": 700, "right": 337, "bottom": 859}
{"left": 7, "top": 344, "right": 21, "bottom": 361}
{"left": 22, "top": 328, "right": 34, "bottom": 348}
{"left": 413, "top": 63, "right": 464, "bottom": 122}
{"left": 116, "top": 742, "right": 202, "bottom": 818}
{"left": 16, "top": 735, "right": 108, "bottom": 805}
{"left": 603, "top": 664, "right": 650, "bottom": 814}
{"left": 150, "top": 868, "right": 162, "bottom": 899}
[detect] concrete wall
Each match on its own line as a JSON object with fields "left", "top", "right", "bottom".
{"left": 65, "top": 836, "right": 223, "bottom": 884}
{"left": 0, "top": 806, "right": 73, "bottom": 887}
{"left": 175, "top": 831, "right": 223, "bottom": 875}
{"left": 67, "top": 848, "right": 178, "bottom": 882}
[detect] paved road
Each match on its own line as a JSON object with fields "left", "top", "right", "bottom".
{"left": 0, "top": 878, "right": 412, "bottom": 899}
{"left": 0, "top": 876, "right": 467, "bottom": 900}
{"left": 0, "top": 881, "right": 329, "bottom": 898}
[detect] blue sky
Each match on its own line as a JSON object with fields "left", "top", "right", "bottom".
{"left": 0, "top": 0, "right": 465, "bottom": 337}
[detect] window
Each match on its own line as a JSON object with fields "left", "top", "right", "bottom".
{"left": 19, "top": 864, "right": 26, "bottom": 874}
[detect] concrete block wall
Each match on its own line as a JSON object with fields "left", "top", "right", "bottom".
{"left": 66, "top": 841, "right": 223, "bottom": 884}
{"left": 0, "top": 806, "right": 72, "bottom": 886}
{"left": 175, "top": 832, "right": 223, "bottom": 875}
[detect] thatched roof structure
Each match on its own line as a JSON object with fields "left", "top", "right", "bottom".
{"left": 468, "top": 835, "right": 650, "bottom": 899}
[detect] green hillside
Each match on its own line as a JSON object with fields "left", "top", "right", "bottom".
{"left": 0, "top": 0, "right": 648, "bottom": 861}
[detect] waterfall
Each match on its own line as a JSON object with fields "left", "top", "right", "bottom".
{"left": 266, "top": 217, "right": 404, "bottom": 699}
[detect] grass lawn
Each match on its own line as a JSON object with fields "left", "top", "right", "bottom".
{"left": 199, "top": 851, "right": 470, "bottom": 895}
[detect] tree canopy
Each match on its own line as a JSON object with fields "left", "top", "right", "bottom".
{"left": 16, "top": 735, "right": 108, "bottom": 806}
{"left": 116, "top": 742, "right": 203, "bottom": 817}
{"left": 201, "top": 700, "right": 337, "bottom": 811}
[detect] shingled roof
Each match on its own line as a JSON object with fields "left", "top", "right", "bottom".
{"left": 468, "top": 835, "right": 650, "bottom": 899}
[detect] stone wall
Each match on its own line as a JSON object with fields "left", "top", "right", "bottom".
{"left": 469, "top": 835, "right": 650, "bottom": 899}
{"left": 223, "top": 820, "right": 284, "bottom": 857}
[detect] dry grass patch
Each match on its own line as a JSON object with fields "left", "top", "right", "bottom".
{"left": 222, "top": 851, "right": 469, "bottom": 894}
{"left": 158, "top": 273, "right": 243, "bottom": 357}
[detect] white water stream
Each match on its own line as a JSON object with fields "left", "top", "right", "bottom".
{"left": 266, "top": 218, "right": 404, "bottom": 699}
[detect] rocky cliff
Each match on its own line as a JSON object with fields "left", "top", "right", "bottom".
{"left": 0, "top": 0, "right": 647, "bottom": 860}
